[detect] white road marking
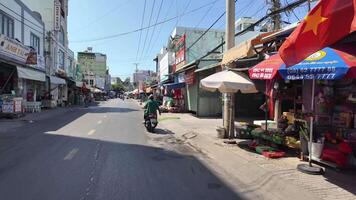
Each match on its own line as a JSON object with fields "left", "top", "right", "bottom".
{"left": 97, "top": 120, "right": 102, "bottom": 124}
{"left": 64, "top": 148, "right": 79, "bottom": 160}
{"left": 103, "top": 115, "right": 107, "bottom": 118}
{"left": 87, "top": 129, "right": 96, "bottom": 135}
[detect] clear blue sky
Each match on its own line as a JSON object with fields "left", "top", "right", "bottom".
{"left": 68, "top": 0, "right": 313, "bottom": 80}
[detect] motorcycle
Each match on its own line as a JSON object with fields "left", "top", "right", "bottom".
{"left": 144, "top": 114, "right": 158, "bottom": 132}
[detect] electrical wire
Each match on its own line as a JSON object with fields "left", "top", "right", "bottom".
{"left": 72, "top": 0, "right": 132, "bottom": 32}
{"left": 139, "top": 0, "right": 156, "bottom": 60}
{"left": 193, "top": 0, "right": 218, "bottom": 29}
{"left": 186, "top": 0, "right": 238, "bottom": 52}
{"left": 196, "top": 0, "right": 308, "bottom": 62}
{"left": 0, "top": 2, "right": 43, "bottom": 34}
{"left": 145, "top": 0, "right": 174, "bottom": 58}
{"left": 143, "top": 0, "right": 164, "bottom": 58}
{"left": 175, "top": 0, "right": 192, "bottom": 27}
{"left": 70, "top": 0, "right": 218, "bottom": 43}
{"left": 135, "top": 0, "right": 147, "bottom": 61}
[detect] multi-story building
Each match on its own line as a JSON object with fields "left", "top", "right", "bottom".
{"left": 22, "top": 0, "right": 75, "bottom": 106}
{"left": 0, "top": 0, "right": 46, "bottom": 104}
{"left": 133, "top": 70, "right": 156, "bottom": 86}
{"left": 77, "top": 48, "right": 109, "bottom": 91}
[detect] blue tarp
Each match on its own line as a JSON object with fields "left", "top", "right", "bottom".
{"left": 164, "top": 82, "right": 186, "bottom": 90}
{"left": 278, "top": 47, "right": 349, "bottom": 80}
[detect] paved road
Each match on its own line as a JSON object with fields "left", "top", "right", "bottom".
{"left": 0, "top": 99, "right": 242, "bottom": 200}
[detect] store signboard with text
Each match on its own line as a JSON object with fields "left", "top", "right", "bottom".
{"left": 175, "top": 34, "right": 186, "bottom": 72}
{"left": 159, "top": 53, "right": 170, "bottom": 82}
{"left": 185, "top": 69, "right": 195, "bottom": 85}
{"left": 54, "top": 1, "right": 61, "bottom": 31}
{"left": 0, "top": 34, "right": 31, "bottom": 64}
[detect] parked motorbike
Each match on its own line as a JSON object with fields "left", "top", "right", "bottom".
{"left": 144, "top": 114, "right": 158, "bottom": 132}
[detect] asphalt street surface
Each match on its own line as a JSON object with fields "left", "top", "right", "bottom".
{"left": 0, "top": 99, "right": 241, "bottom": 200}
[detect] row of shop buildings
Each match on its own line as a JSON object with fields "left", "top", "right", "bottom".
{"left": 146, "top": 4, "right": 356, "bottom": 169}
{"left": 0, "top": 0, "right": 111, "bottom": 115}
{"left": 149, "top": 18, "right": 266, "bottom": 118}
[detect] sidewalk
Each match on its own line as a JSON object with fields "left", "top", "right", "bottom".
{"left": 0, "top": 106, "right": 81, "bottom": 133}
{"left": 156, "top": 113, "right": 356, "bottom": 200}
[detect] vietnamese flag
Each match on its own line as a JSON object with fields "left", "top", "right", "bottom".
{"left": 279, "top": 0, "right": 356, "bottom": 66}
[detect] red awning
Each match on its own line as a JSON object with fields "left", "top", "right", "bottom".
{"left": 248, "top": 54, "right": 283, "bottom": 80}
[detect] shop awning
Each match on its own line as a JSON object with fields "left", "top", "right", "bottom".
{"left": 195, "top": 62, "right": 221, "bottom": 73}
{"left": 249, "top": 54, "right": 283, "bottom": 80}
{"left": 50, "top": 76, "right": 66, "bottom": 85}
{"left": 249, "top": 43, "right": 356, "bottom": 81}
{"left": 17, "top": 66, "right": 46, "bottom": 82}
{"left": 175, "top": 61, "right": 196, "bottom": 74}
{"left": 164, "top": 82, "right": 186, "bottom": 90}
{"left": 222, "top": 32, "right": 275, "bottom": 66}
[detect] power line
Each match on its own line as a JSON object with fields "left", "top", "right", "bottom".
{"left": 72, "top": 0, "right": 132, "bottom": 32}
{"left": 139, "top": 0, "right": 156, "bottom": 60}
{"left": 135, "top": 0, "right": 147, "bottom": 61}
{"left": 145, "top": 0, "right": 174, "bottom": 57}
{"left": 0, "top": 2, "right": 43, "bottom": 34}
{"left": 197, "top": 0, "right": 308, "bottom": 62}
{"left": 193, "top": 0, "right": 218, "bottom": 29}
{"left": 144, "top": 0, "right": 164, "bottom": 58}
{"left": 186, "top": 0, "right": 238, "bottom": 52}
{"left": 70, "top": 0, "right": 218, "bottom": 43}
{"left": 175, "top": 0, "right": 192, "bottom": 27}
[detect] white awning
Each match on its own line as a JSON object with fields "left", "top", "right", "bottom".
{"left": 17, "top": 66, "right": 46, "bottom": 82}
{"left": 50, "top": 76, "right": 66, "bottom": 85}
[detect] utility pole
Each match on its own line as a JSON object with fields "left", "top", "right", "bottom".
{"left": 223, "top": 0, "right": 235, "bottom": 139}
{"left": 268, "top": 0, "right": 282, "bottom": 30}
{"left": 133, "top": 63, "right": 139, "bottom": 88}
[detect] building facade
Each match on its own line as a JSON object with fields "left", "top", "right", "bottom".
{"left": 22, "top": 0, "right": 75, "bottom": 107}
{"left": 77, "top": 48, "right": 109, "bottom": 91}
{"left": 0, "top": 0, "right": 46, "bottom": 105}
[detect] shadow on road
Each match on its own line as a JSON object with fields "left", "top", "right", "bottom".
{"left": 0, "top": 103, "right": 243, "bottom": 200}
{"left": 151, "top": 128, "right": 175, "bottom": 135}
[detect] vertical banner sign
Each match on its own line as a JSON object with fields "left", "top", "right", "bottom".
{"left": 54, "top": 1, "right": 61, "bottom": 31}
{"left": 185, "top": 69, "right": 195, "bottom": 85}
{"left": 175, "top": 34, "right": 186, "bottom": 72}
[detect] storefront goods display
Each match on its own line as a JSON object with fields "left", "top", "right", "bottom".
{"left": 0, "top": 95, "right": 23, "bottom": 114}
{"left": 255, "top": 146, "right": 276, "bottom": 155}
{"left": 321, "top": 148, "right": 348, "bottom": 168}
{"left": 262, "top": 151, "right": 285, "bottom": 159}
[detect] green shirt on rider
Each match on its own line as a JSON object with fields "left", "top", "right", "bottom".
{"left": 144, "top": 99, "right": 160, "bottom": 116}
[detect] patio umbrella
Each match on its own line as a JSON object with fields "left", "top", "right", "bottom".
{"left": 201, "top": 70, "right": 258, "bottom": 139}
{"left": 200, "top": 70, "right": 257, "bottom": 93}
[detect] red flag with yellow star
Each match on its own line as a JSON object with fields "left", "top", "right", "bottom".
{"left": 279, "top": 0, "right": 356, "bottom": 66}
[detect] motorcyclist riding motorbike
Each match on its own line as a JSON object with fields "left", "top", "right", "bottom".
{"left": 144, "top": 95, "right": 161, "bottom": 120}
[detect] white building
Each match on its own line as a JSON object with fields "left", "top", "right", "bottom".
{"left": 22, "top": 0, "right": 74, "bottom": 106}
{"left": 0, "top": 0, "right": 46, "bottom": 102}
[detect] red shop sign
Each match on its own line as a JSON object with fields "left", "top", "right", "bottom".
{"left": 185, "top": 69, "right": 195, "bottom": 85}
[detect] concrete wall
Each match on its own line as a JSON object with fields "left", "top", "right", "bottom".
{"left": 0, "top": 0, "right": 45, "bottom": 58}
{"left": 187, "top": 82, "right": 198, "bottom": 113}
{"left": 197, "top": 69, "right": 222, "bottom": 117}
{"left": 23, "top": 10, "right": 44, "bottom": 57}
{"left": 22, "top": 0, "right": 70, "bottom": 76}
{"left": 172, "top": 27, "right": 225, "bottom": 64}
{"left": 0, "top": 0, "right": 22, "bottom": 41}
